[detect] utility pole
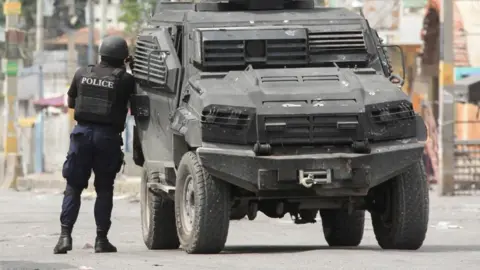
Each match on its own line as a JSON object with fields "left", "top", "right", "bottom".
{"left": 438, "top": 0, "right": 455, "bottom": 196}
{"left": 1, "top": 0, "right": 23, "bottom": 189}
{"left": 87, "top": 0, "right": 95, "bottom": 65}
{"left": 67, "top": 0, "right": 77, "bottom": 130}
{"left": 36, "top": 0, "right": 44, "bottom": 52}
{"left": 67, "top": 0, "right": 76, "bottom": 78}
{"left": 35, "top": 0, "right": 45, "bottom": 173}
{"left": 100, "top": 0, "right": 107, "bottom": 39}
{"left": 98, "top": 0, "right": 107, "bottom": 62}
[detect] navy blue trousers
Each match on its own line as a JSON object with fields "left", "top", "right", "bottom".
{"left": 60, "top": 124, "right": 124, "bottom": 231}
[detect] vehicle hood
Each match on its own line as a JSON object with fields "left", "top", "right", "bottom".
{"left": 189, "top": 67, "right": 409, "bottom": 114}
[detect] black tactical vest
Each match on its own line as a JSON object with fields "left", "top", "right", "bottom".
{"left": 74, "top": 66, "right": 125, "bottom": 128}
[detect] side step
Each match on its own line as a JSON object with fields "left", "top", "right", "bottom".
{"left": 146, "top": 165, "right": 177, "bottom": 198}
{"left": 148, "top": 182, "right": 175, "bottom": 198}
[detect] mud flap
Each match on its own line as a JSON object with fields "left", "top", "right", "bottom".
{"left": 130, "top": 94, "right": 150, "bottom": 118}
{"left": 133, "top": 126, "right": 145, "bottom": 166}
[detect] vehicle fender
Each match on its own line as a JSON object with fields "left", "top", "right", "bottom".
{"left": 170, "top": 107, "right": 202, "bottom": 166}
{"left": 415, "top": 114, "right": 428, "bottom": 142}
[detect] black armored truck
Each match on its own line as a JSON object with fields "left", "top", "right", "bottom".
{"left": 130, "top": 0, "right": 429, "bottom": 254}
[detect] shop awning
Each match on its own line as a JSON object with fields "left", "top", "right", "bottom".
{"left": 33, "top": 95, "right": 66, "bottom": 109}
{"left": 32, "top": 94, "right": 134, "bottom": 114}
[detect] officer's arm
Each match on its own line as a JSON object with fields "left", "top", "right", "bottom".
{"left": 67, "top": 71, "right": 79, "bottom": 109}
{"left": 67, "top": 96, "right": 75, "bottom": 109}
{"left": 127, "top": 75, "right": 136, "bottom": 109}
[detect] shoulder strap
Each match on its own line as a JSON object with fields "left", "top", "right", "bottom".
{"left": 112, "top": 68, "right": 125, "bottom": 79}
{"left": 86, "top": 65, "right": 95, "bottom": 74}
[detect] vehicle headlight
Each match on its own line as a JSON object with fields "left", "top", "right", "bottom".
{"left": 201, "top": 105, "right": 256, "bottom": 144}
{"left": 366, "top": 101, "right": 417, "bottom": 141}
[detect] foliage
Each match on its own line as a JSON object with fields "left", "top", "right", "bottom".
{"left": 119, "top": 0, "right": 156, "bottom": 52}
{"left": 0, "top": 0, "right": 37, "bottom": 30}
{"left": 119, "top": 0, "right": 156, "bottom": 36}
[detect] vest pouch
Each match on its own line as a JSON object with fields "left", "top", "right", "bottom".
{"left": 77, "top": 85, "right": 114, "bottom": 116}
{"left": 76, "top": 71, "right": 119, "bottom": 124}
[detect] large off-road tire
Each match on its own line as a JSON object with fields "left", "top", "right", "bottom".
{"left": 371, "top": 161, "right": 429, "bottom": 250}
{"left": 140, "top": 168, "right": 180, "bottom": 250}
{"left": 320, "top": 209, "right": 365, "bottom": 247}
{"left": 174, "top": 152, "right": 231, "bottom": 254}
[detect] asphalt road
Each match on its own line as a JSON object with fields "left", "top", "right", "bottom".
{"left": 1, "top": 189, "right": 480, "bottom": 270}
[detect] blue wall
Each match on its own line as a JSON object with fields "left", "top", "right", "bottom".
{"left": 455, "top": 67, "right": 480, "bottom": 81}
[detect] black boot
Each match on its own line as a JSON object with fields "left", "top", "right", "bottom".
{"left": 94, "top": 229, "right": 117, "bottom": 253}
{"left": 53, "top": 225, "right": 73, "bottom": 254}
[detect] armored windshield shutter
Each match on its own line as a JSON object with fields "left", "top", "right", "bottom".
{"left": 133, "top": 36, "right": 167, "bottom": 86}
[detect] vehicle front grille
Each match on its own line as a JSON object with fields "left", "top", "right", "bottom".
{"left": 260, "top": 74, "right": 339, "bottom": 83}
{"left": 265, "top": 39, "right": 308, "bottom": 65}
{"left": 203, "top": 38, "right": 308, "bottom": 66}
{"left": 203, "top": 40, "right": 245, "bottom": 66}
{"left": 262, "top": 114, "right": 361, "bottom": 144}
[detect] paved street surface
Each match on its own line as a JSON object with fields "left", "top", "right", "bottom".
{"left": 1, "top": 189, "right": 480, "bottom": 270}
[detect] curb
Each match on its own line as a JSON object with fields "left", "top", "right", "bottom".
{"left": 16, "top": 176, "right": 140, "bottom": 195}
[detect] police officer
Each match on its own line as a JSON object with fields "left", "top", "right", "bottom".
{"left": 54, "top": 36, "right": 135, "bottom": 254}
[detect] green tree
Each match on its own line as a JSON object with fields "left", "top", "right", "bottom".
{"left": 119, "top": 0, "right": 156, "bottom": 50}
{"left": 0, "top": 0, "right": 37, "bottom": 30}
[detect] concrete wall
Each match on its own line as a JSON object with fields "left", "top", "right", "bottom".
{"left": 456, "top": 2, "right": 480, "bottom": 67}
{"left": 39, "top": 114, "right": 139, "bottom": 175}
{"left": 43, "top": 113, "right": 70, "bottom": 173}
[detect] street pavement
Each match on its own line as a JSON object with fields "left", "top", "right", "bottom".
{"left": 1, "top": 189, "right": 480, "bottom": 270}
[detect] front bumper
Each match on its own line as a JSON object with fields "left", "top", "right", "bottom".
{"left": 197, "top": 140, "right": 425, "bottom": 196}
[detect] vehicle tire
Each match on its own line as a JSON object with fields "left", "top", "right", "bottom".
{"left": 141, "top": 167, "right": 180, "bottom": 250}
{"left": 174, "top": 151, "right": 231, "bottom": 254}
{"left": 371, "top": 161, "right": 429, "bottom": 250}
{"left": 320, "top": 209, "right": 365, "bottom": 247}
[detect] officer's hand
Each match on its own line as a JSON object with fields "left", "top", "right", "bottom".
{"left": 125, "top": 56, "right": 134, "bottom": 70}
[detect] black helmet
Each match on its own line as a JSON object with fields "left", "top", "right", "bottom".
{"left": 98, "top": 36, "right": 129, "bottom": 59}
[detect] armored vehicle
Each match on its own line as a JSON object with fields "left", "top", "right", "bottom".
{"left": 130, "top": 0, "right": 429, "bottom": 254}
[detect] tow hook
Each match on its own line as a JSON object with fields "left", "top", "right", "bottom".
{"left": 298, "top": 169, "right": 332, "bottom": 188}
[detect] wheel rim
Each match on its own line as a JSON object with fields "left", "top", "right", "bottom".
{"left": 181, "top": 175, "right": 196, "bottom": 233}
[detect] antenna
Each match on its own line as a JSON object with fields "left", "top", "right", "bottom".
{"left": 359, "top": 8, "right": 365, "bottom": 18}
{"left": 333, "top": 62, "right": 340, "bottom": 70}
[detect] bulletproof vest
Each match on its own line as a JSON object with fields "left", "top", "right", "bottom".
{"left": 74, "top": 66, "right": 125, "bottom": 127}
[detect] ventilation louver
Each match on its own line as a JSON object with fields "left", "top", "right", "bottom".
{"left": 308, "top": 29, "right": 367, "bottom": 63}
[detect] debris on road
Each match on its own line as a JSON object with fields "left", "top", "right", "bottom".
{"left": 431, "top": 221, "right": 463, "bottom": 230}
{"left": 83, "top": 243, "right": 94, "bottom": 249}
